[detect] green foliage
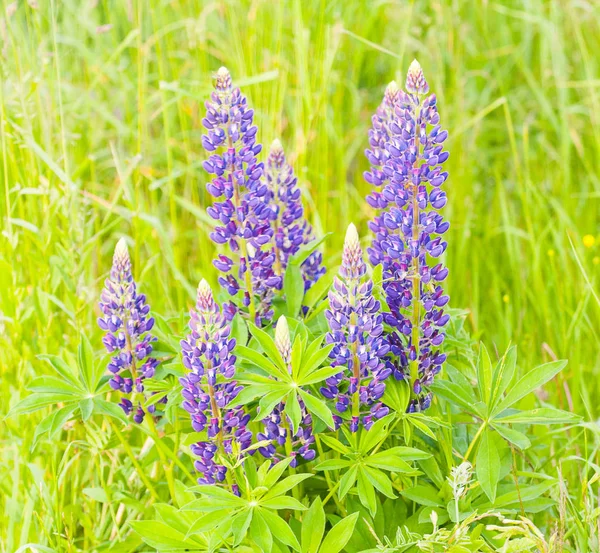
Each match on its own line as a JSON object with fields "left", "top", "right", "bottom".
{"left": 1, "top": 1, "right": 599, "bottom": 552}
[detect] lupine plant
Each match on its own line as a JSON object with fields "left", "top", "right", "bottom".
{"left": 13, "top": 61, "right": 582, "bottom": 553}
{"left": 365, "top": 60, "right": 450, "bottom": 413}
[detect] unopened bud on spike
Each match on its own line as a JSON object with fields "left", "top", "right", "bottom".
{"left": 274, "top": 315, "right": 292, "bottom": 364}
{"left": 215, "top": 66, "right": 232, "bottom": 92}
{"left": 268, "top": 139, "right": 286, "bottom": 170}
{"left": 114, "top": 238, "right": 129, "bottom": 264}
{"left": 197, "top": 279, "right": 214, "bottom": 312}
{"left": 384, "top": 81, "right": 400, "bottom": 106}
{"left": 406, "top": 59, "right": 429, "bottom": 95}
{"left": 340, "top": 223, "right": 366, "bottom": 280}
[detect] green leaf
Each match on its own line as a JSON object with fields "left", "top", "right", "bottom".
{"left": 298, "top": 389, "right": 334, "bottom": 428}
{"left": 491, "top": 422, "right": 531, "bottom": 450}
{"left": 381, "top": 377, "right": 410, "bottom": 413}
{"left": 237, "top": 345, "right": 289, "bottom": 381}
{"left": 257, "top": 508, "right": 301, "bottom": 551}
{"left": 37, "top": 354, "right": 80, "bottom": 387}
{"left": 247, "top": 322, "right": 287, "bottom": 372}
{"left": 493, "top": 360, "right": 567, "bottom": 415}
{"left": 338, "top": 465, "right": 358, "bottom": 499}
{"left": 317, "top": 512, "right": 359, "bottom": 553}
{"left": 303, "top": 270, "right": 335, "bottom": 310}
{"left": 130, "top": 520, "right": 204, "bottom": 550}
{"left": 366, "top": 449, "right": 416, "bottom": 473}
{"left": 297, "top": 344, "right": 334, "bottom": 382}
{"left": 284, "top": 262, "right": 305, "bottom": 318}
{"left": 232, "top": 509, "right": 253, "bottom": 546}
{"left": 9, "top": 394, "right": 78, "bottom": 416}
{"left": 364, "top": 466, "right": 396, "bottom": 498}
{"left": 430, "top": 380, "right": 482, "bottom": 416}
{"left": 301, "top": 497, "right": 326, "bottom": 553}
{"left": 250, "top": 509, "right": 273, "bottom": 553}
{"left": 357, "top": 468, "right": 377, "bottom": 515}
{"left": 400, "top": 485, "right": 444, "bottom": 507}
{"left": 495, "top": 407, "right": 580, "bottom": 425}
{"left": 298, "top": 364, "right": 339, "bottom": 386}
{"left": 262, "top": 457, "right": 292, "bottom": 488}
{"left": 77, "top": 333, "right": 96, "bottom": 392}
{"left": 319, "top": 435, "right": 351, "bottom": 455}
{"left": 263, "top": 473, "right": 312, "bottom": 500}
{"left": 286, "top": 392, "right": 302, "bottom": 434}
{"left": 476, "top": 429, "right": 501, "bottom": 502}
{"left": 260, "top": 496, "right": 306, "bottom": 510}
{"left": 79, "top": 398, "right": 94, "bottom": 422}
{"left": 93, "top": 399, "right": 129, "bottom": 424}
{"left": 314, "top": 459, "right": 352, "bottom": 471}
{"left": 186, "top": 511, "right": 228, "bottom": 535}
{"left": 490, "top": 346, "right": 517, "bottom": 409}
{"left": 28, "top": 375, "right": 83, "bottom": 395}
{"left": 255, "top": 388, "right": 290, "bottom": 422}
{"left": 477, "top": 343, "right": 493, "bottom": 405}
{"left": 83, "top": 487, "right": 108, "bottom": 502}
{"left": 359, "top": 414, "right": 395, "bottom": 453}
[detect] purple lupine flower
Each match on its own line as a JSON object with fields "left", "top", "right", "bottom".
{"left": 365, "top": 60, "right": 450, "bottom": 412}
{"left": 322, "top": 224, "right": 391, "bottom": 431}
{"left": 202, "top": 67, "right": 281, "bottom": 325}
{"left": 180, "top": 279, "right": 252, "bottom": 486}
{"left": 98, "top": 239, "right": 160, "bottom": 423}
{"left": 265, "top": 139, "right": 325, "bottom": 291}
{"left": 257, "top": 316, "right": 316, "bottom": 466}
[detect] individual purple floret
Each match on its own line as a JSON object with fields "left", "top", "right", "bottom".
{"left": 180, "top": 279, "right": 252, "bottom": 486}
{"left": 201, "top": 67, "right": 280, "bottom": 325}
{"left": 257, "top": 316, "right": 316, "bottom": 466}
{"left": 365, "top": 60, "right": 450, "bottom": 412}
{"left": 98, "top": 238, "right": 160, "bottom": 423}
{"left": 322, "top": 224, "right": 391, "bottom": 431}
{"left": 265, "top": 139, "right": 325, "bottom": 291}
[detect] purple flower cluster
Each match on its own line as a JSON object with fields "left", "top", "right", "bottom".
{"left": 180, "top": 279, "right": 252, "bottom": 485}
{"left": 365, "top": 60, "right": 450, "bottom": 412}
{"left": 257, "top": 316, "right": 316, "bottom": 466}
{"left": 98, "top": 239, "right": 159, "bottom": 423}
{"left": 322, "top": 224, "right": 391, "bottom": 431}
{"left": 265, "top": 139, "right": 325, "bottom": 291}
{"left": 201, "top": 67, "right": 280, "bottom": 325}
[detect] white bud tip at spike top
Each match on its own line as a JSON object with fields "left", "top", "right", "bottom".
{"left": 344, "top": 223, "right": 360, "bottom": 253}
{"left": 114, "top": 238, "right": 129, "bottom": 263}
{"left": 408, "top": 59, "right": 422, "bottom": 78}
{"left": 270, "top": 138, "right": 283, "bottom": 153}
{"left": 274, "top": 315, "right": 291, "bottom": 359}
{"left": 198, "top": 278, "right": 212, "bottom": 298}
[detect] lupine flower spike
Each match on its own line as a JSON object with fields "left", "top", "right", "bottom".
{"left": 180, "top": 279, "right": 251, "bottom": 489}
{"left": 202, "top": 67, "right": 280, "bottom": 325}
{"left": 98, "top": 238, "right": 160, "bottom": 423}
{"left": 323, "top": 224, "right": 390, "bottom": 431}
{"left": 365, "top": 60, "right": 450, "bottom": 412}
{"left": 257, "top": 316, "right": 316, "bottom": 466}
{"left": 265, "top": 139, "right": 325, "bottom": 291}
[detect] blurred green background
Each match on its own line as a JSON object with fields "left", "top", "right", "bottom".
{"left": 1, "top": 0, "right": 599, "bottom": 547}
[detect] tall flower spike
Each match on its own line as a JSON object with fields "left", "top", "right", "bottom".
{"left": 365, "top": 60, "right": 450, "bottom": 412}
{"left": 180, "top": 279, "right": 251, "bottom": 488}
{"left": 202, "top": 67, "right": 280, "bottom": 325}
{"left": 98, "top": 238, "right": 161, "bottom": 423}
{"left": 322, "top": 225, "right": 391, "bottom": 432}
{"left": 265, "top": 139, "right": 325, "bottom": 291}
{"left": 257, "top": 316, "right": 316, "bottom": 466}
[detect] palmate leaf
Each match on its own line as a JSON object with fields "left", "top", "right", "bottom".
{"left": 357, "top": 469, "right": 377, "bottom": 516}
{"left": 298, "top": 389, "right": 335, "bottom": 428}
{"left": 236, "top": 345, "right": 289, "bottom": 381}
{"left": 250, "top": 510, "right": 273, "bottom": 552}
{"left": 284, "top": 262, "right": 305, "bottom": 318}
{"left": 247, "top": 322, "right": 287, "bottom": 373}
{"left": 316, "top": 512, "right": 359, "bottom": 553}
{"left": 476, "top": 429, "right": 501, "bottom": 502}
{"left": 476, "top": 343, "right": 493, "bottom": 406}
{"left": 301, "top": 497, "right": 326, "bottom": 553}
{"left": 492, "top": 359, "right": 567, "bottom": 416}
{"left": 257, "top": 508, "right": 301, "bottom": 551}
{"left": 494, "top": 407, "right": 580, "bottom": 425}
{"left": 130, "top": 520, "right": 206, "bottom": 551}
{"left": 491, "top": 422, "right": 531, "bottom": 450}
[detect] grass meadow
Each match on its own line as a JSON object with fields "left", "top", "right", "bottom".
{"left": 1, "top": 0, "right": 600, "bottom": 551}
